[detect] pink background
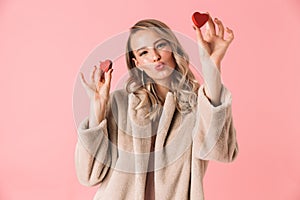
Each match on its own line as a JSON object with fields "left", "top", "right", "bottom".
{"left": 1, "top": 0, "right": 299, "bottom": 199}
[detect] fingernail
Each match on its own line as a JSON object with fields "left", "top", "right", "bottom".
{"left": 192, "top": 26, "right": 196, "bottom": 30}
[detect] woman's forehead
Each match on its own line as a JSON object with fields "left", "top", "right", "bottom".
{"left": 130, "top": 29, "right": 164, "bottom": 50}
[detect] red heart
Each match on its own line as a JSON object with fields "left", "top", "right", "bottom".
{"left": 192, "top": 12, "right": 209, "bottom": 28}
{"left": 100, "top": 59, "right": 112, "bottom": 72}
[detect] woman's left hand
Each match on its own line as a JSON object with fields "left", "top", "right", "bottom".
{"left": 193, "top": 13, "right": 234, "bottom": 71}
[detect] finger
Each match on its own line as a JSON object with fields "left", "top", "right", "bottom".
{"left": 225, "top": 27, "right": 234, "bottom": 43}
{"left": 95, "top": 66, "right": 102, "bottom": 83}
{"left": 104, "top": 68, "right": 113, "bottom": 87}
{"left": 193, "top": 24, "right": 210, "bottom": 57}
{"left": 206, "top": 14, "right": 216, "bottom": 36}
{"left": 96, "top": 68, "right": 105, "bottom": 92}
{"left": 193, "top": 24, "right": 205, "bottom": 46}
{"left": 90, "top": 65, "right": 97, "bottom": 83}
{"left": 214, "top": 18, "right": 224, "bottom": 38}
{"left": 80, "top": 72, "right": 90, "bottom": 91}
{"left": 99, "top": 69, "right": 104, "bottom": 82}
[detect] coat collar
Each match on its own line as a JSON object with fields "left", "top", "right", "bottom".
{"left": 128, "top": 91, "right": 176, "bottom": 131}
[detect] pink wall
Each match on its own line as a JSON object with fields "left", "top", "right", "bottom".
{"left": 1, "top": 0, "right": 300, "bottom": 199}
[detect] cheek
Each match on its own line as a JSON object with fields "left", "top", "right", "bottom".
{"left": 162, "top": 50, "right": 174, "bottom": 59}
{"left": 137, "top": 57, "right": 151, "bottom": 66}
{"left": 163, "top": 52, "right": 176, "bottom": 67}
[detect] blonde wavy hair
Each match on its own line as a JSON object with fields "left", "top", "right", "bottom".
{"left": 125, "top": 19, "right": 200, "bottom": 120}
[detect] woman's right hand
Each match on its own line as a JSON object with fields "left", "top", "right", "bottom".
{"left": 80, "top": 65, "right": 113, "bottom": 127}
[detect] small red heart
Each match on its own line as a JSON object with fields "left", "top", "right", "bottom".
{"left": 100, "top": 59, "right": 112, "bottom": 72}
{"left": 192, "top": 12, "right": 209, "bottom": 28}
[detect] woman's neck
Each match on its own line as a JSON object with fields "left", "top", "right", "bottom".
{"left": 155, "top": 84, "right": 170, "bottom": 104}
{"left": 153, "top": 76, "right": 172, "bottom": 104}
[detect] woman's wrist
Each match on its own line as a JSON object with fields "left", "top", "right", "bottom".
{"left": 201, "top": 59, "right": 222, "bottom": 106}
{"left": 88, "top": 98, "right": 107, "bottom": 128}
{"left": 203, "top": 83, "right": 221, "bottom": 106}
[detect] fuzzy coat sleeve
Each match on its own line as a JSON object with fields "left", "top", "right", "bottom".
{"left": 192, "top": 84, "right": 239, "bottom": 162}
{"left": 75, "top": 93, "right": 118, "bottom": 186}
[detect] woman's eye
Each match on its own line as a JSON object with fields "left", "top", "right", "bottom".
{"left": 156, "top": 42, "right": 167, "bottom": 49}
{"left": 139, "top": 51, "right": 147, "bottom": 56}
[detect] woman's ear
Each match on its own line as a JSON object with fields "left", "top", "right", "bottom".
{"left": 132, "top": 58, "right": 139, "bottom": 67}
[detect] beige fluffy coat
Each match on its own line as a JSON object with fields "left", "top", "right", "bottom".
{"left": 75, "top": 84, "right": 238, "bottom": 200}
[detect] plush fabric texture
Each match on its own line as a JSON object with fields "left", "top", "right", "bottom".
{"left": 75, "top": 84, "right": 239, "bottom": 200}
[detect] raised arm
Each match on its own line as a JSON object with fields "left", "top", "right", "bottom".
{"left": 80, "top": 64, "right": 113, "bottom": 127}
{"left": 192, "top": 14, "right": 238, "bottom": 162}
{"left": 193, "top": 13, "right": 234, "bottom": 106}
{"left": 75, "top": 64, "right": 116, "bottom": 186}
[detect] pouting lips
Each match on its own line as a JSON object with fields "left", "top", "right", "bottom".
{"left": 155, "top": 63, "right": 165, "bottom": 70}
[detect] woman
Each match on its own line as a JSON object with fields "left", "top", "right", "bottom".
{"left": 75, "top": 14, "right": 238, "bottom": 200}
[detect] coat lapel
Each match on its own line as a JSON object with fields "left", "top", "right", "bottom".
{"left": 155, "top": 92, "right": 176, "bottom": 148}
{"left": 128, "top": 92, "right": 152, "bottom": 173}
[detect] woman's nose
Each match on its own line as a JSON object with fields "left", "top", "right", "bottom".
{"left": 150, "top": 48, "right": 161, "bottom": 62}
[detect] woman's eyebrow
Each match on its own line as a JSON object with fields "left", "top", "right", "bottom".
{"left": 136, "top": 46, "right": 146, "bottom": 52}
{"left": 136, "top": 38, "right": 166, "bottom": 52}
{"left": 153, "top": 38, "right": 167, "bottom": 45}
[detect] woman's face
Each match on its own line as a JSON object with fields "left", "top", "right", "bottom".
{"left": 130, "top": 29, "right": 176, "bottom": 84}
